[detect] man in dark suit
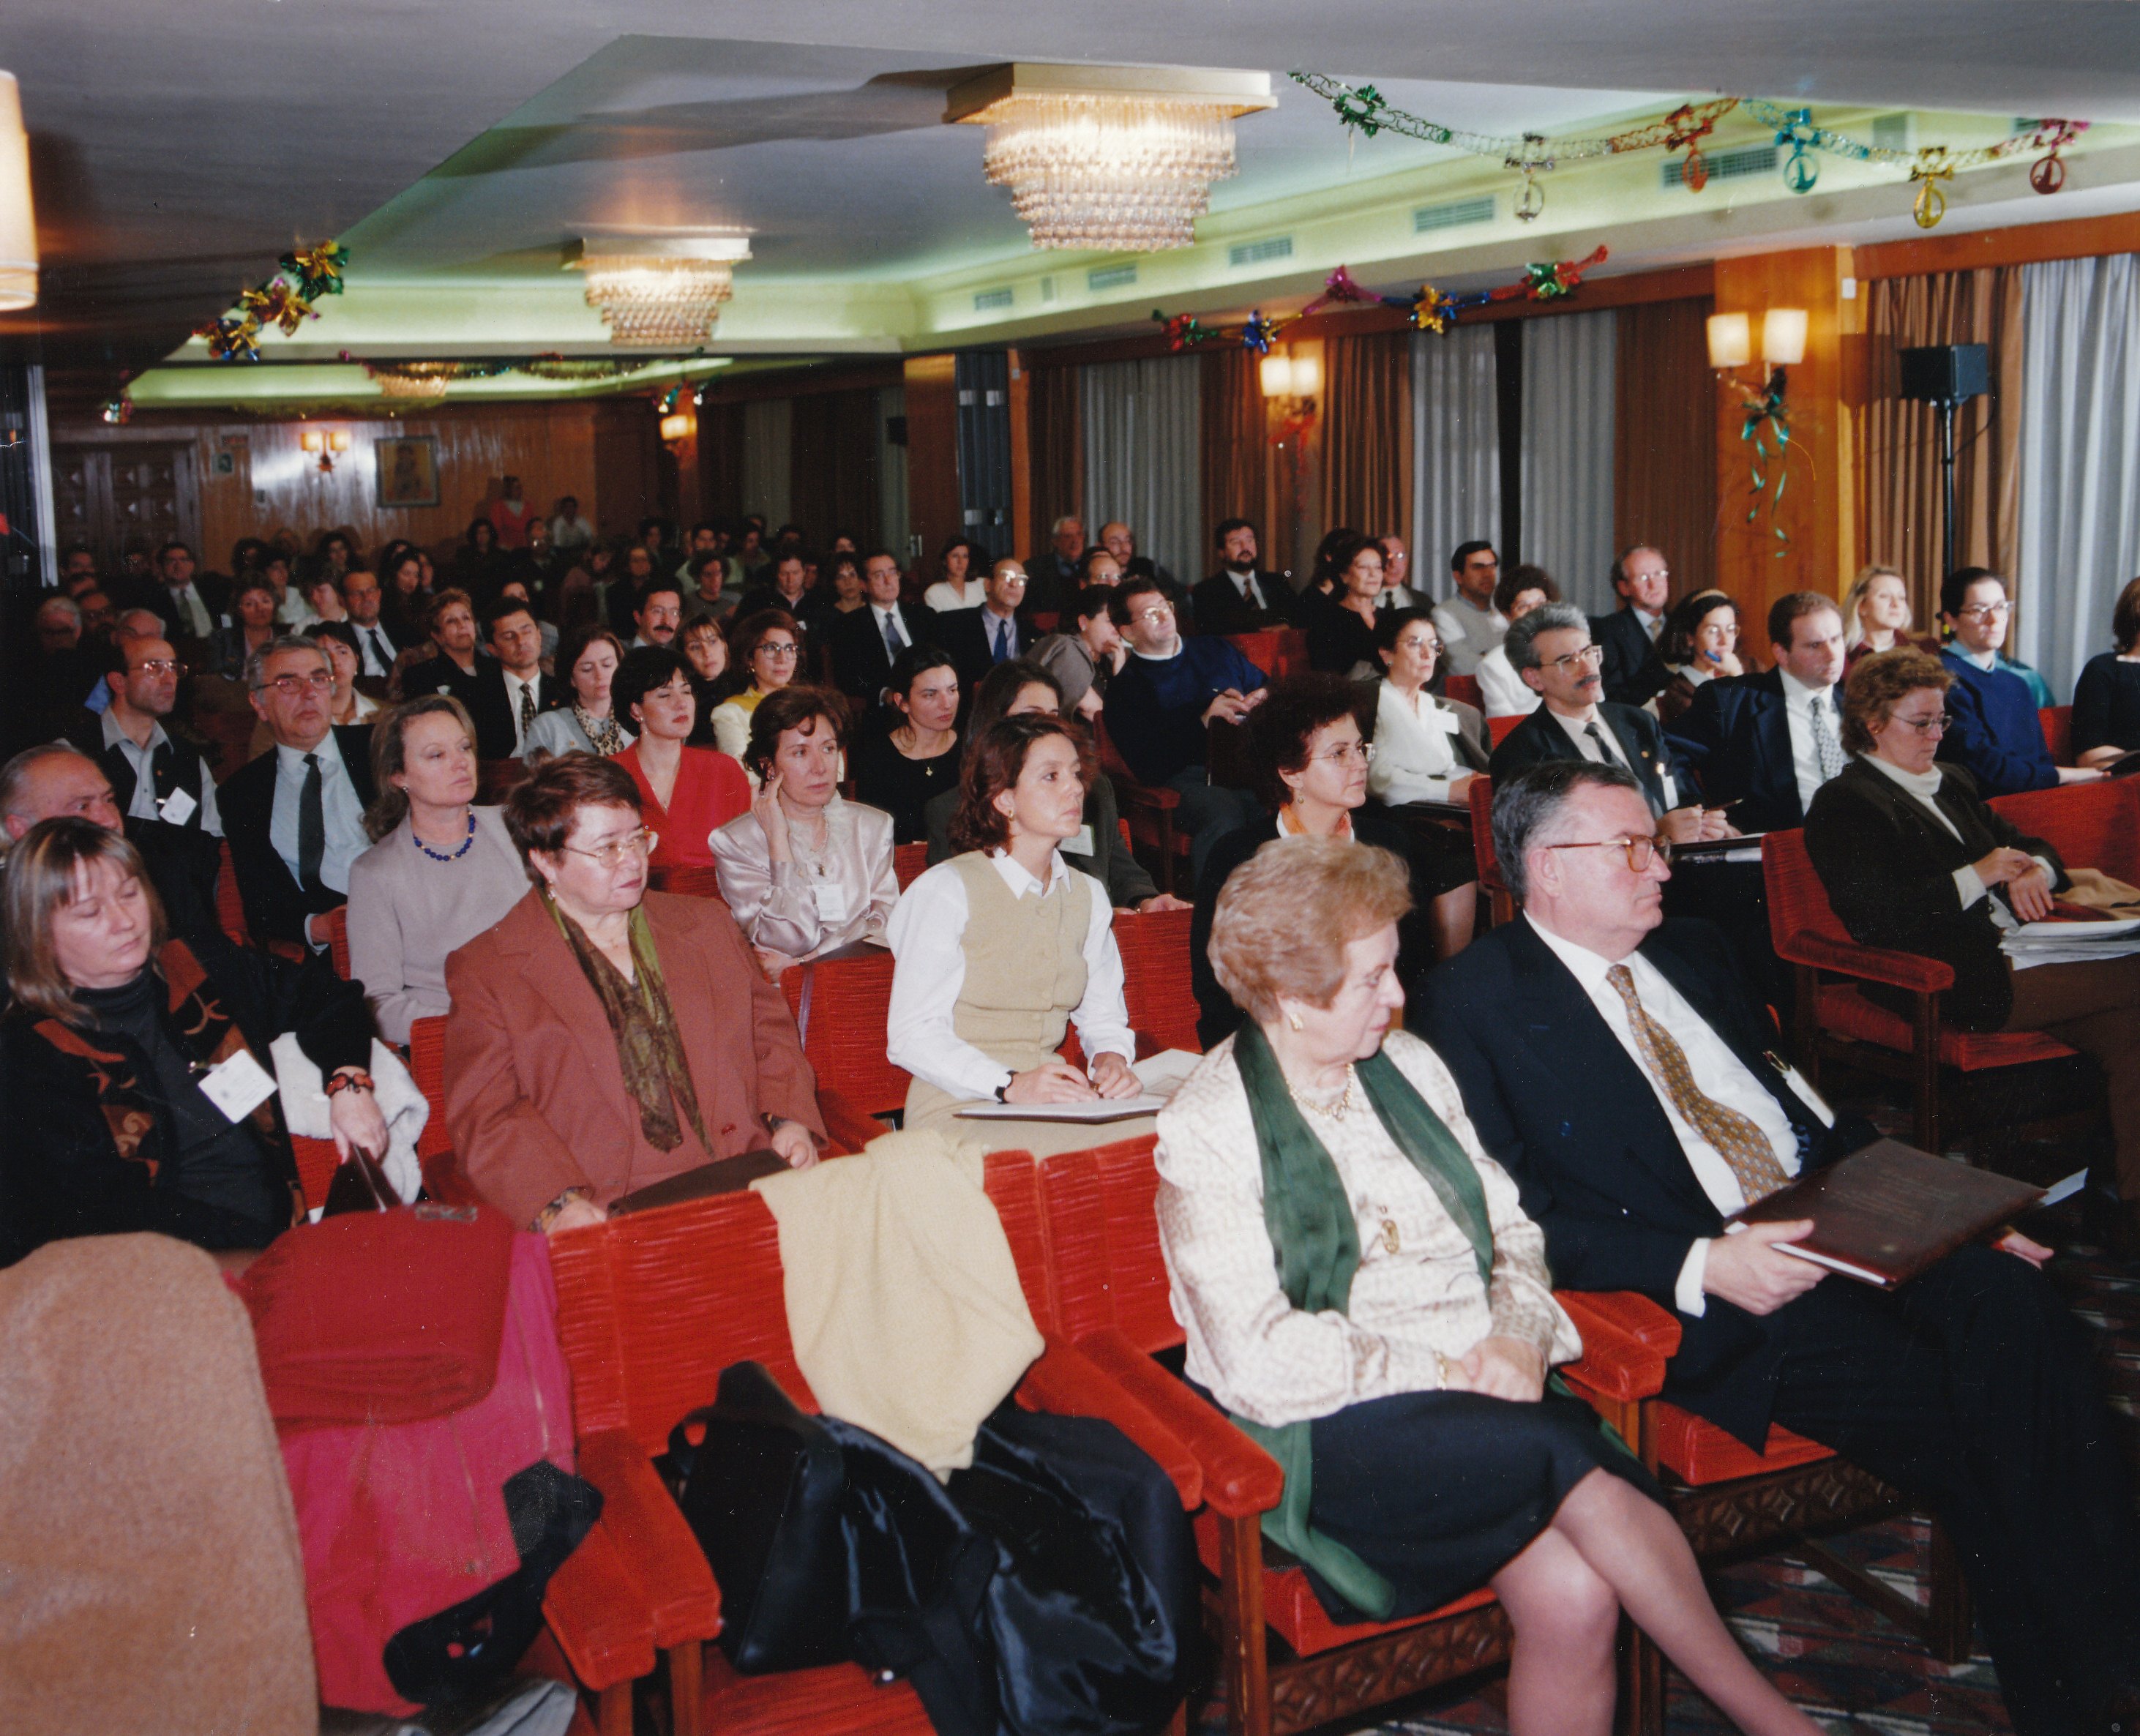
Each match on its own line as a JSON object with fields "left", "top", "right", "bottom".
{"left": 829, "top": 549, "right": 937, "bottom": 703}
{"left": 1488, "top": 602, "right": 1723, "bottom": 840}
{"left": 144, "top": 540, "right": 228, "bottom": 650}
{"left": 1667, "top": 591, "right": 1850, "bottom": 833}
{"left": 218, "top": 637, "right": 376, "bottom": 951}
{"left": 1190, "top": 518, "right": 1289, "bottom": 635}
{"left": 1591, "top": 543, "right": 1672, "bottom": 708}
{"left": 465, "top": 596, "right": 564, "bottom": 760}
{"left": 1418, "top": 760, "right": 2140, "bottom": 1735}
{"left": 731, "top": 550, "right": 814, "bottom": 633}
{"left": 340, "top": 568, "right": 398, "bottom": 686}
{"left": 935, "top": 558, "right": 1036, "bottom": 692}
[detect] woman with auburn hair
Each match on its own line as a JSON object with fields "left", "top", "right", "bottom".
{"left": 442, "top": 752, "right": 824, "bottom": 1232}
{"left": 710, "top": 686, "right": 897, "bottom": 977}
{"left": 0, "top": 819, "right": 381, "bottom": 1266}
{"left": 345, "top": 696, "right": 527, "bottom": 1044}
{"left": 1159, "top": 836, "right": 1826, "bottom": 1736}
{"left": 608, "top": 644, "right": 751, "bottom": 873}
{"left": 886, "top": 713, "right": 1148, "bottom": 1156}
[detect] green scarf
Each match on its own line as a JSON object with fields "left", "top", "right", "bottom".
{"left": 545, "top": 894, "right": 714, "bottom": 1156}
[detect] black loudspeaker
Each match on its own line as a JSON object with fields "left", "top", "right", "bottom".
{"left": 1898, "top": 343, "right": 1989, "bottom": 405}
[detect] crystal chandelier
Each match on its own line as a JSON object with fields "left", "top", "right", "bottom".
{"left": 566, "top": 237, "right": 752, "bottom": 348}
{"left": 948, "top": 65, "right": 1273, "bottom": 253}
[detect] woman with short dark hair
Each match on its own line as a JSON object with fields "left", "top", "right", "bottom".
{"left": 1655, "top": 591, "right": 1745, "bottom": 727}
{"left": 708, "top": 610, "right": 804, "bottom": 764}
{"left": 886, "top": 714, "right": 1145, "bottom": 1155}
{"left": 854, "top": 644, "right": 960, "bottom": 842}
{"left": 1306, "top": 532, "right": 1388, "bottom": 676}
{"left": 444, "top": 754, "right": 824, "bottom": 1232}
{"left": 608, "top": 645, "right": 750, "bottom": 874}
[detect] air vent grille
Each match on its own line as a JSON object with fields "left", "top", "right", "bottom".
{"left": 1662, "top": 143, "right": 1780, "bottom": 188}
{"left": 1228, "top": 236, "right": 1294, "bottom": 268}
{"left": 1413, "top": 196, "right": 1495, "bottom": 233}
{"left": 1086, "top": 263, "right": 1139, "bottom": 291}
{"left": 972, "top": 287, "right": 1014, "bottom": 312}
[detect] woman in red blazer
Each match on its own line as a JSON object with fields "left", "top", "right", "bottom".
{"left": 607, "top": 645, "right": 750, "bottom": 872}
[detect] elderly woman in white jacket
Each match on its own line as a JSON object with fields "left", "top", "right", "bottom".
{"left": 709, "top": 685, "right": 898, "bottom": 978}
{"left": 1368, "top": 607, "right": 1489, "bottom": 807}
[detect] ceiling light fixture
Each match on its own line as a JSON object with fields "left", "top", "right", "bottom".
{"left": 567, "top": 236, "right": 752, "bottom": 348}
{"left": 0, "top": 72, "right": 37, "bottom": 312}
{"left": 947, "top": 64, "right": 1273, "bottom": 252}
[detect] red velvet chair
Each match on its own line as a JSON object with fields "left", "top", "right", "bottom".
{"left": 1031, "top": 1134, "right": 1675, "bottom": 1736}
{"left": 216, "top": 839, "right": 252, "bottom": 950}
{"left": 1095, "top": 715, "right": 1191, "bottom": 895}
{"left": 542, "top": 1150, "right": 1202, "bottom": 1736}
{"left": 1990, "top": 775, "right": 2140, "bottom": 881}
{"left": 1466, "top": 774, "right": 1516, "bottom": 927}
{"left": 323, "top": 905, "right": 351, "bottom": 980}
{"left": 2039, "top": 704, "right": 2073, "bottom": 766}
{"left": 647, "top": 864, "right": 726, "bottom": 899}
{"left": 892, "top": 842, "right": 929, "bottom": 889}
{"left": 1221, "top": 627, "right": 1306, "bottom": 681}
{"left": 777, "top": 946, "right": 910, "bottom": 1119}
{"left": 1112, "top": 906, "right": 1201, "bottom": 1055}
{"left": 1486, "top": 714, "right": 1523, "bottom": 748}
{"left": 1443, "top": 673, "right": 1482, "bottom": 711}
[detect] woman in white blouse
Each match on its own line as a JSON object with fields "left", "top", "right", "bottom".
{"left": 710, "top": 686, "right": 897, "bottom": 979}
{"left": 1369, "top": 607, "right": 1489, "bottom": 807}
{"left": 921, "top": 536, "right": 987, "bottom": 613}
{"left": 1159, "top": 839, "right": 1824, "bottom": 1736}
{"left": 1473, "top": 566, "right": 1558, "bottom": 719}
{"left": 886, "top": 713, "right": 1144, "bottom": 1156}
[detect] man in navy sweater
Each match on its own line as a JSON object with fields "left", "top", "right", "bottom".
{"left": 1101, "top": 577, "right": 1267, "bottom": 886}
{"left": 1936, "top": 568, "right": 2100, "bottom": 797}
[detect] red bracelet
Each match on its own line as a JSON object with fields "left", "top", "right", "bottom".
{"left": 324, "top": 1070, "right": 375, "bottom": 1099}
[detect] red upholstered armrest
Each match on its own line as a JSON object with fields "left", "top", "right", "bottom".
{"left": 1071, "top": 1328, "right": 1283, "bottom": 1519}
{"left": 1114, "top": 782, "right": 1182, "bottom": 812}
{"left": 1560, "top": 1290, "right": 1680, "bottom": 1357}
{"left": 575, "top": 1428, "right": 721, "bottom": 1649}
{"left": 542, "top": 1504, "right": 658, "bottom": 1693}
{"left": 1555, "top": 1292, "right": 1672, "bottom": 1403}
{"left": 1778, "top": 929, "right": 1954, "bottom": 994}
{"left": 816, "top": 1089, "right": 886, "bottom": 1156}
{"left": 1017, "top": 1336, "right": 1202, "bottom": 1509}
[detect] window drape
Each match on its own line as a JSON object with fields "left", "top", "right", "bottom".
{"left": 1410, "top": 324, "right": 1500, "bottom": 599}
{"left": 1520, "top": 311, "right": 1618, "bottom": 613}
{"left": 1857, "top": 268, "right": 2022, "bottom": 633}
{"left": 1026, "top": 364, "right": 1081, "bottom": 564}
{"left": 1081, "top": 355, "right": 1202, "bottom": 581}
{"left": 2013, "top": 253, "right": 2140, "bottom": 704}
{"left": 1200, "top": 346, "right": 1266, "bottom": 580}
{"left": 789, "top": 389, "right": 880, "bottom": 549}
{"left": 741, "top": 396, "right": 793, "bottom": 528}
{"left": 1320, "top": 331, "right": 1412, "bottom": 542}
{"left": 1614, "top": 298, "right": 1718, "bottom": 601}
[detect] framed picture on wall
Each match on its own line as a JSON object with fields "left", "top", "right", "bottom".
{"left": 375, "top": 435, "right": 440, "bottom": 509}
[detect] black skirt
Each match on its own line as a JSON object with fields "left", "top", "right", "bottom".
{"left": 1301, "top": 1388, "right": 1663, "bottom": 1622}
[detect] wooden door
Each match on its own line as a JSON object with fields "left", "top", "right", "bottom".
{"left": 53, "top": 444, "right": 201, "bottom": 572}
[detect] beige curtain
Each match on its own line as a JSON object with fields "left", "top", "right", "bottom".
{"left": 1319, "top": 331, "right": 1413, "bottom": 540}
{"left": 1200, "top": 346, "right": 1266, "bottom": 571}
{"left": 1614, "top": 297, "right": 1718, "bottom": 600}
{"left": 1026, "top": 364, "right": 1082, "bottom": 560}
{"left": 1857, "top": 269, "right": 2023, "bottom": 628}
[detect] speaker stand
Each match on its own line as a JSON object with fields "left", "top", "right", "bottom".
{"left": 1934, "top": 395, "right": 1958, "bottom": 585}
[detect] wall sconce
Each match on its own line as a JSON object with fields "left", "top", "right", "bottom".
{"left": 659, "top": 409, "right": 695, "bottom": 445}
{"left": 1706, "top": 308, "right": 1806, "bottom": 408}
{"left": 0, "top": 72, "right": 35, "bottom": 313}
{"left": 299, "top": 428, "right": 351, "bottom": 473}
{"left": 1259, "top": 351, "right": 1320, "bottom": 403}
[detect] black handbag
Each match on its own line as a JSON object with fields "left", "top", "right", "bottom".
{"left": 658, "top": 1361, "right": 851, "bottom": 1673}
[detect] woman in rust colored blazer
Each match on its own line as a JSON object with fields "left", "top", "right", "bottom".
{"left": 442, "top": 753, "right": 824, "bottom": 1232}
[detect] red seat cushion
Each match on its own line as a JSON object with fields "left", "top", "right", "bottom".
{"left": 703, "top": 1648, "right": 938, "bottom": 1735}
{"left": 1813, "top": 983, "right": 2076, "bottom": 1068}
{"left": 1654, "top": 1403, "right": 1834, "bottom": 1484}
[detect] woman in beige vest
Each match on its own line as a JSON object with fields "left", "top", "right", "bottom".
{"left": 886, "top": 714, "right": 1149, "bottom": 1156}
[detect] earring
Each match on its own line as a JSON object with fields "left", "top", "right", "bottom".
{"left": 1287, "top": 1011, "right": 1303, "bottom": 1032}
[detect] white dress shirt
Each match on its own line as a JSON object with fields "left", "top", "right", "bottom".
{"left": 1221, "top": 569, "right": 1269, "bottom": 611}
{"left": 1429, "top": 595, "right": 1508, "bottom": 678}
{"left": 100, "top": 709, "right": 223, "bottom": 836}
{"left": 267, "top": 733, "right": 368, "bottom": 896}
{"left": 1777, "top": 667, "right": 1844, "bottom": 815}
{"left": 1155, "top": 1030, "right": 1580, "bottom": 1427}
{"left": 1369, "top": 681, "right": 1464, "bottom": 806}
{"left": 1474, "top": 644, "right": 1539, "bottom": 718}
{"left": 1635, "top": 607, "right": 1663, "bottom": 641}
{"left": 1548, "top": 706, "right": 1679, "bottom": 809}
{"left": 884, "top": 849, "right": 1133, "bottom": 1101}
{"left": 165, "top": 583, "right": 215, "bottom": 639}
{"left": 352, "top": 620, "right": 397, "bottom": 679}
{"left": 1525, "top": 917, "right": 1831, "bottom": 1317}
{"left": 503, "top": 670, "right": 542, "bottom": 757}
{"left": 872, "top": 602, "right": 916, "bottom": 651}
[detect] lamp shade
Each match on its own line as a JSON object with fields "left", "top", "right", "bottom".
{"left": 1288, "top": 352, "right": 1322, "bottom": 397}
{"left": 659, "top": 411, "right": 695, "bottom": 444}
{"left": 1705, "top": 313, "right": 1751, "bottom": 370}
{"left": 1259, "top": 353, "right": 1295, "bottom": 398}
{"left": 0, "top": 72, "right": 37, "bottom": 312}
{"left": 1762, "top": 307, "right": 1808, "bottom": 366}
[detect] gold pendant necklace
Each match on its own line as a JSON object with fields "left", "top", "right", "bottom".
{"left": 1289, "top": 1063, "right": 1359, "bottom": 1123}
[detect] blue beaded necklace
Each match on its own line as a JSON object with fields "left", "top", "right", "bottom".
{"left": 411, "top": 810, "right": 476, "bottom": 862}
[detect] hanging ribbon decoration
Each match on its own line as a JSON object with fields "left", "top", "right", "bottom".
{"left": 279, "top": 242, "right": 349, "bottom": 302}
{"left": 1507, "top": 134, "right": 1552, "bottom": 222}
{"left": 2029, "top": 119, "right": 2089, "bottom": 195}
{"left": 1151, "top": 310, "right": 1216, "bottom": 352}
{"left": 1773, "top": 108, "right": 1819, "bottom": 193}
{"left": 1241, "top": 310, "right": 1284, "bottom": 354}
{"left": 1910, "top": 151, "right": 1956, "bottom": 229}
{"left": 1739, "top": 375, "right": 1798, "bottom": 555}
{"left": 1663, "top": 103, "right": 1719, "bottom": 192}
{"left": 195, "top": 240, "right": 348, "bottom": 361}
{"left": 193, "top": 313, "right": 263, "bottom": 362}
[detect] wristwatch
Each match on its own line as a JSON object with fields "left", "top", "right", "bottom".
{"left": 994, "top": 1082, "right": 1011, "bottom": 1102}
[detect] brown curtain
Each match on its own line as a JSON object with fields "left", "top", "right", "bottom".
{"left": 1026, "top": 364, "right": 1081, "bottom": 558}
{"left": 789, "top": 389, "right": 880, "bottom": 545}
{"left": 1614, "top": 297, "right": 1718, "bottom": 599}
{"left": 1318, "top": 332, "right": 1412, "bottom": 539}
{"left": 1200, "top": 346, "right": 1266, "bottom": 571}
{"left": 1858, "top": 269, "right": 2023, "bottom": 629}
{"left": 695, "top": 401, "right": 745, "bottom": 519}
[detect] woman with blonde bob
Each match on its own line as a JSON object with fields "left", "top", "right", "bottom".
{"left": 0, "top": 819, "right": 382, "bottom": 1267}
{"left": 1839, "top": 563, "right": 1929, "bottom": 676}
{"left": 1156, "top": 837, "right": 1824, "bottom": 1736}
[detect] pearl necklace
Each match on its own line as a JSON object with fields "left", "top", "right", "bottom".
{"left": 411, "top": 811, "right": 476, "bottom": 862}
{"left": 1288, "top": 1063, "right": 1360, "bottom": 1123}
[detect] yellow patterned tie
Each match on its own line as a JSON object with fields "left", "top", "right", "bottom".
{"left": 1605, "top": 964, "right": 1790, "bottom": 1205}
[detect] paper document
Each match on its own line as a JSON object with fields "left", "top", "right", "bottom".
{"left": 956, "top": 1048, "right": 1202, "bottom": 1123}
{"left": 2001, "top": 916, "right": 2140, "bottom": 970}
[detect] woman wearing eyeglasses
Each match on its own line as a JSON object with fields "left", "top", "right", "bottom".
{"left": 1806, "top": 648, "right": 2140, "bottom": 1253}
{"left": 707, "top": 610, "right": 804, "bottom": 768}
{"left": 1190, "top": 675, "right": 1445, "bottom": 1047}
{"left": 442, "top": 752, "right": 826, "bottom": 1233}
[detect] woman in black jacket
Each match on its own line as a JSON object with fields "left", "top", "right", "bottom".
{"left": 0, "top": 818, "right": 383, "bottom": 1267}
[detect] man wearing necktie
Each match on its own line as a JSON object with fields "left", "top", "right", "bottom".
{"left": 466, "top": 598, "right": 558, "bottom": 760}
{"left": 1423, "top": 761, "right": 2140, "bottom": 1736}
{"left": 1590, "top": 543, "right": 1674, "bottom": 708}
{"left": 217, "top": 639, "right": 376, "bottom": 950}
{"left": 940, "top": 558, "right": 1033, "bottom": 694}
{"left": 830, "top": 550, "right": 938, "bottom": 702}
{"left": 149, "top": 541, "right": 226, "bottom": 648}
{"left": 340, "top": 568, "right": 397, "bottom": 683}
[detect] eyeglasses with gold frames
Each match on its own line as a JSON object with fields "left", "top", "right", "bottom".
{"left": 559, "top": 828, "right": 658, "bottom": 868}
{"left": 1541, "top": 834, "right": 1674, "bottom": 872}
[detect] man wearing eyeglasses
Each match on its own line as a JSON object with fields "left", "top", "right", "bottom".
{"left": 1489, "top": 603, "right": 1729, "bottom": 843}
{"left": 219, "top": 638, "right": 377, "bottom": 950}
{"left": 1937, "top": 567, "right": 2101, "bottom": 796}
{"left": 63, "top": 633, "right": 222, "bottom": 842}
{"left": 1421, "top": 760, "right": 2140, "bottom": 1736}
{"left": 1591, "top": 544, "right": 1674, "bottom": 708}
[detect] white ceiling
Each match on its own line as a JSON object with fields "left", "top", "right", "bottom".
{"left": 4, "top": 0, "right": 2138, "bottom": 373}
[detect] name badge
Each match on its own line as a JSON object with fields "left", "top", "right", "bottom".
{"left": 1063, "top": 824, "right": 1096, "bottom": 858}
{"left": 812, "top": 883, "right": 850, "bottom": 925}
{"left": 198, "top": 1049, "right": 277, "bottom": 1123}
{"left": 158, "top": 786, "right": 198, "bottom": 826}
{"left": 1436, "top": 710, "right": 1462, "bottom": 735}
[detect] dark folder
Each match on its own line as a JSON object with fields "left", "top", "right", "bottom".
{"left": 609, "top": 1150, "right": 790, "bottom": 1216}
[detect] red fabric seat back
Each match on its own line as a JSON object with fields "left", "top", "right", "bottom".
{"left": 2039, "top": 705, "right": 2073, "bottom": 766}
{"left": 1761, "top": 828, "right": 1849, "bottom": 957}
{"left": 1486, "top": 714, "right": 1522, "bottom": 747}
{"left": 1442, "top": 673, "right": 1481, "bottom": 711}
{"left": 647, "top": 863, "right": 725, "bottom": 899}
{"left": 1036, "top": 1135, "right": 1183, "bottom": 1356}
{"left": 1991, "top": 778, "right": 2140, "bottom": 880}
{"left": 405, "top": 1015, "right": 460, "bottom": 1185}
{"left": 216, "top": 838, "right": 251, "bottom": 949}
{"left": 324, "top": 905, "right": 351, "bottom": 980}
{"left": 893, "top": 842, "right": 929, "bottom": 888}
{"left": 1113, "top": 907, "right": 1201, "bottom": 1055}
{"left": 1467, "top": 774, "right": 1508, "bottom": 898}
{"left": 271, "top": 1231, "right": 578, "bottom": 1715}
{"left": 779, "top": 944, "right": 910, "bottom": 1117}
{"left": 548, "top": 1151, "right": 1057, "bottom": 1460}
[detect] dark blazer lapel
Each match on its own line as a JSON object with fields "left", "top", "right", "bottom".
{"left": 1747, "top": 677, "right": 1800, "bottom": 823}
{"left": 1605, "top": 710, "right": 1669, "bottom": 812}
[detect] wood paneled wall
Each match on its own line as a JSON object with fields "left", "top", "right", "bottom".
{"left": 52, "top": 398, "right": 660, "bottom": 569}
